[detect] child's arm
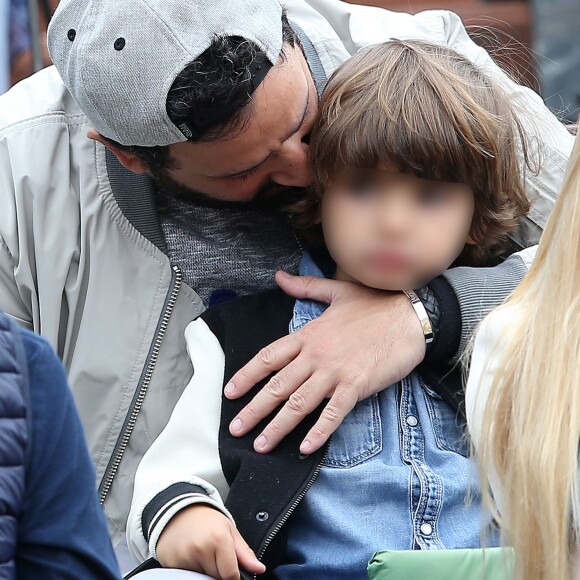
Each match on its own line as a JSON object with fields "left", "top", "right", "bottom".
{"left": 126, "top": 318, "right": 235, "bottom": 565}
{"left": 156, "top": 504, "right": 265, "bottom": 578}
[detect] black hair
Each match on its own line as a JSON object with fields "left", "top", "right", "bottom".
{"left": 106, "top": 12, "right": 298, "bottom": 173}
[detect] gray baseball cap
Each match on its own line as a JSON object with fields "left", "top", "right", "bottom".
{"left": 47, "top": 0, "right": 284, "bottom": 146}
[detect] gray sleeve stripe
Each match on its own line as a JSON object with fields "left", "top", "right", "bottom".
{"left": 442, "top": 255, "right": 529, "bottom": 360}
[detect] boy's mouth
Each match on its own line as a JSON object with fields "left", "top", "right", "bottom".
{"left": 365, "top": 251, "right": 411, "bottom": 272}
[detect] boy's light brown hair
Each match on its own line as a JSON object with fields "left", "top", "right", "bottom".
{"left": 291, "top": 39, "right": 534, "bottom": 266}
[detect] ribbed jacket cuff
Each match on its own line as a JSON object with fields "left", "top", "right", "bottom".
{"left": 441, "top": 256, "right": 529, "bottom": 361}
{"left": 142, "top": 482, "right": 234, "bottom": 559}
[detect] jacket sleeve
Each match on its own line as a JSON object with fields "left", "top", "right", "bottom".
{"left": 436, "top": 10, "right": 572, "bottom": 359}
{"left": 441, "top": 247, "right": 537, "bottom": 360}
{"left": 126, "top": 317, "right": 234, "bottom": 563}
{"left": 0, "top": 70, "right": 98, "bottom": 348}
{"left": 0, "top": 132, "right": 34, "bottom": 329}
{"left": 298, "top": 1, "right": 574, "bottom": 359}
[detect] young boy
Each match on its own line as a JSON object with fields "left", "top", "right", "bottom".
{"left": 126, "top": 40, "right": 533, "bottom": 579}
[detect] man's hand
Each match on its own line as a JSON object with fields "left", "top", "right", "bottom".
{"left": 225, "top": 271, "right": 426, "bottom": 454}
{"left": 156, "top": 504, "right": 265, "bottom": 580}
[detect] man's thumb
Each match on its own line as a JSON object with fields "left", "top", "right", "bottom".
{"left": 275, "top": 270, "right": 339, "bottom": 303}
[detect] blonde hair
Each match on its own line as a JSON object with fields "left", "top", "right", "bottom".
{"left": 289, "top": 40, "right": 534, "bottom": 266}
{"left": 476, "top": 127, "right": 580, "bottom": 579}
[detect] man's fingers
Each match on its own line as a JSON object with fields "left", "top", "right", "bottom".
{"left": 225, "top": 334, "right": 302, "bottom": 399}
{"left": 229, "top": 283, "right": 426, "bottom": 453}
{"left": 250, "top": 374, "right": 331, "bottom": 453}
{"left": 232, "top": 526, "right": 266, "bottom": 574}
{"left": 228, "top": 274, "right": 353, "bottom": 401}
{"left": 299, "top": 385, "right": 360, "bottom": 454}
{"left": 229, "top": 364, "right": 312, "bottom": 437}
{"left": 276, "top": 270, "right": 343, "bottom": 303}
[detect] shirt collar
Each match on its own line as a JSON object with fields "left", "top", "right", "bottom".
{"left": 289, "top": 252, "right": 330, "bottom": 333}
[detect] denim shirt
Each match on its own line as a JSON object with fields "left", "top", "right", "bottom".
{"left": 274, "top": 253, "right": 495, "bottom": 580}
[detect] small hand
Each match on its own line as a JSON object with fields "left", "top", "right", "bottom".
{"left": 226, "top": 271, "right": 426, "bottom": 454}
{"left": 156, "top": 504, "right": 265, "bottom": 580}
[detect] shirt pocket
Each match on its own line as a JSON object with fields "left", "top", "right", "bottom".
{"left": 422, "top": 383, "right": 470, "bottom": 458}
{"left": 322, "top": 394, "right": 383, "bottom": 468}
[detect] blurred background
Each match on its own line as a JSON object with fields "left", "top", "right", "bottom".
{"left": 1, "top": 0, "right": 579, "bottom": 121}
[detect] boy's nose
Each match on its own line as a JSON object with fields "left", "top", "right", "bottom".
{"left": 377, "top": 201, "right": 412, "bottom": 237}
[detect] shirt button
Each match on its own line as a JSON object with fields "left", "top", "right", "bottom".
{"left": 406, "top": 415, "right": 418, "bottom": 427}
{"left": 420, "top": 523, "right": 433, "bottom": 536}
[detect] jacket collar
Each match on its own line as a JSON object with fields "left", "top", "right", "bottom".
{"left": 105, "top": 150, "right": 167, "bottom": 252}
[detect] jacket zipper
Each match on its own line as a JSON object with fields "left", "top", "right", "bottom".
{"left": 252, "top": 444, "right": 329, "bottom": 580}
{"left": 98, "top": 265, "right": 183, "bottom": 504}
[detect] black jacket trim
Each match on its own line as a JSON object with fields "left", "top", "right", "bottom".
{"left": 142, "top": 482, "right": 209, "bottom": 542}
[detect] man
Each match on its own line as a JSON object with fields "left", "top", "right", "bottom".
{"left": 0, "top": 0, "right": 572, "bottom": 546}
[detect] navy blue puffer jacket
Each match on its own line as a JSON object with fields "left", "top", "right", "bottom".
{"left": 0, "top": 311, "right": 120, "bottom": 579}
{"left": 0, "top": 312, "right": 28, "bottom": 576}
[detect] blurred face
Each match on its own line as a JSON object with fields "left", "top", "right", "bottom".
{"left": 320, "top": 167, "right": 475, "bottom": 290}
{"left": 159, "top": 44, "right": 318, "bottom": 202}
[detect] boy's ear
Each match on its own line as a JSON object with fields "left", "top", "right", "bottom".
{"left": 87, "top": 129, "right": 150, "bottom": 175}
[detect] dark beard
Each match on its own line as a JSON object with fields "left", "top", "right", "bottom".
{"left": 152, "top": 169, "right": 306, "bottom": 212}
